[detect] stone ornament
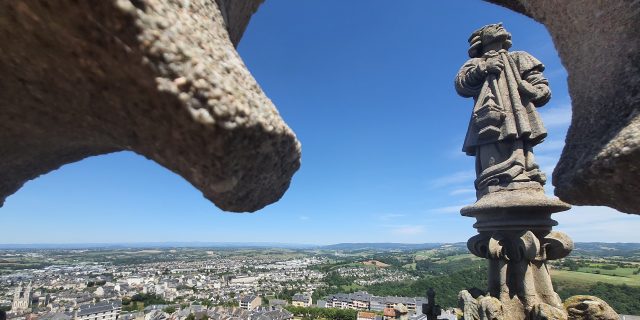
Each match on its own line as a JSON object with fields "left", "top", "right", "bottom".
{"left": 564, "top": 296, "right": 619, "bottom": 320}
{"left": 458, "top": 290, "right": 480, "bottom": 320}
{"left": 458, "top": 290, "right": 505, "bottom": 320}
{"left": 454, "top": 23, "right": 617, "bottom": 320}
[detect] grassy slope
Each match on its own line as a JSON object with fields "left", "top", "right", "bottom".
{"left": 551, "top": 269, "right": 640, "bottom": 287}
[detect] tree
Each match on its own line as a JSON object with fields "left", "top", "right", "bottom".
{"left": 163, "top": 306, "right": 176, "bottom": 314}
{"left": 201, "top": 299, "right": 213, "bottom": 308}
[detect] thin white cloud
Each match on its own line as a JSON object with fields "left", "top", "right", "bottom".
{"left": 554, "top": 205, "right": 640, "bottom": 242}
{"left": 556, "top": 206, "right": 625, "bottom": 226}
{"left": 390, "top": 225, "right": 425, "bottom": 236}
{"left": 298, "top": 215, "right": 310, "bottom": 221}
{"left": 539, "top": 103, "right": 572, "bottom": 128}
{"left": 427, "top": 204, "right": 465, "bottom": 215}
{"left": 431, "top": 170, "right": 475, "bottom": 188}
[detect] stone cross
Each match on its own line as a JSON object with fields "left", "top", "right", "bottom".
{"left": 422, "top": 288, "right": 441, "bottom": 320}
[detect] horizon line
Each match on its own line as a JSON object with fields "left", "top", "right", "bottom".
{"left": 0, "top": 241, "right": 637, "bottom": 250}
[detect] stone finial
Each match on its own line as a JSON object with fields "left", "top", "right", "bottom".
{"left": 454, "top": 23, "right": 578, "bottom": 320}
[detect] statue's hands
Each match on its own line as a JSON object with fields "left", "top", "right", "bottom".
{"left": 478, "top": 57, "right": 504, "bottom": 76}
{"left": 485, "top": 57, "right": 504, "bottom": 74}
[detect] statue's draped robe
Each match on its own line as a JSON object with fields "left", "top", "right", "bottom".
{"left": 455, "top": 50, "right": 551, "bottom": 189}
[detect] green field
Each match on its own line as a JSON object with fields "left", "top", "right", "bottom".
{"left": 403, "top": 263, "right": 416, "bottom": 270}
{"left": 414, "top": 249, "right": 437, "bottom": 260}
{"left": 438, "top": 253, "right": 479, "bottom": 262}
{"left": 339, "top": 283, "right": 364, "bottom": 292}
{"left": 551, "top": 269, "right": 640, "bottom": 287}
{"left": 577, "top": 266, "right": 639, "bottom": 277}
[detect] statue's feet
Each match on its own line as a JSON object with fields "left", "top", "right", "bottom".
{"left": 478, "top": 296, "right": 504, "bottom": 320}
{"left": 458, "top": 290, "right": 505, "bottom": 320}
{"left": 530, "top": 303, "right": 567, "bottom": 320}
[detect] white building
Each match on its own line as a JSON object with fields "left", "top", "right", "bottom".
{"left": 126, "top": 278, "right": 144, "bottom": 286}
{"left": 239, "top": 295, "right": 261, "bottom": 311}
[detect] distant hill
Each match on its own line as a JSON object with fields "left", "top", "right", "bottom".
{"left": 573, "top": 242, "right": 640, "bottom": 257}
{"left": 0, "top": 242, "right": 451, "bottom": 251}
{"left": 0, "top": 242, "right": 317, "bottom": 250}
{"left": 1, "top": 242, "right": 638, "bottom": 254}
{"left": 319, "top": 243, "right": 450, "bottom": 251}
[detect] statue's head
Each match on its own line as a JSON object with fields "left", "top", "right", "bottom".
{"left": 467, "top": 23, "right": 512, "bottom": 58}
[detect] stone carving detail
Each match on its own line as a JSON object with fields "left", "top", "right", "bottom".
{"left": 454, "top": 24, "right": 618, "bottom": 320}
{"left": 564, "top": 296, "right": 619, "bottom": 320}
{"left": 479, "top": 296, "right": 504, "bottom": 320}
{"left": 458, "top": 290, "right": 481, "bottom": 320}
{"left": 458, "top": 290, "right": 506, "bottom": 320}
{"left": 531, "top": 303, "right": 568, "bottom": 320}
{"left": 466, "top": 231, "right": 569, "bottom": 319}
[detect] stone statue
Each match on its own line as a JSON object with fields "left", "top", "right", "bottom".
{"left": 454, "top": 23, "right": 619, "bottom": 320}
{"left": 455, "top": 23, "right": 550, "bottom": 191}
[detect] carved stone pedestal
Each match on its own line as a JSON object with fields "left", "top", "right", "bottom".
{"left": 461, "top": 185, "right": 573, "bottom": 320}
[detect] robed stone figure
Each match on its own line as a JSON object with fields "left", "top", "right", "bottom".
{"left": 455, "top": 23, "right": 551, "bottom": 191}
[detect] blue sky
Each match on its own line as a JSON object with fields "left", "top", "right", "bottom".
{"left": 2, "top": 1, "right": 639, "bottom": 245}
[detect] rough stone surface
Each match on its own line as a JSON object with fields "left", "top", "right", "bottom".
{"left": 478, "top": 296, "right": 504, "bottom": 320}
{"left": 0, "top": 0, "right": 300, "bottom": 212}
{"left": 486, "top": 0, "right": 640, "bottom": 214}
{"left": 458, "top": 290, "right": 480, "bottom": 320}
{"left": 564, "top": 296, "right": 619, "bottom": 320}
